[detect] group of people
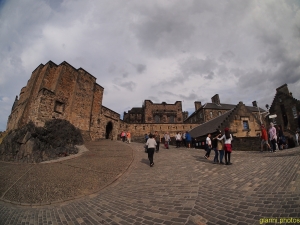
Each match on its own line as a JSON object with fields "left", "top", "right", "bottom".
{"left": 144, "top": 131, "right": 193, "bottom": 167}
{"left": 120, "top": 131, "right": 131, "bottom": 143}
{"left": 175, "top": 131, "right": 192, "bottom": 148}
{"left": 204, "top": 128, "right": 233, "bottom": 165}
{"left": 260, "top": 123, "right": 292, "bottom": 152}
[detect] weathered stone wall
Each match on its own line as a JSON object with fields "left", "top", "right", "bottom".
{"left": 6, "top": 61, "right": 104, "bottom": 138}
{"left": 185, "top": 108, "right": 229, "bottom": 124}
{"left": 144, "top": 100, "right": 184, "bottom": 123}
{"left": 90, "top": 106, "right": 121, "bottom": 140}
{"left": 270, "top": 90, "right": 300, "bottom": 132}
{"left": 118, "top": 123, "right": 198, "bottom": 142}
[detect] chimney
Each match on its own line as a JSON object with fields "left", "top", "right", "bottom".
{"left": 194, "top": 101, "right": 202, "bottom": 111}
{"left": 276, "top": 84, "right": 290, "bottom": 95}
{"left": 211, "top": 94, "right": 220, "bottom": 105}
{"left": 252, "top": 101, "right": 257, "bottom": 107}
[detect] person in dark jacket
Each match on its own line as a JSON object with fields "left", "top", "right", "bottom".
{"left": 212, "top": 130, "right": 221, "bottom": 164}
{"left": 185, "top": 131, "right": 192, "bottom": 148}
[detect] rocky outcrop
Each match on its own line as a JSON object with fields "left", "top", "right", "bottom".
{"left": 0, "top": 119, "right": 83, "bottom": 163}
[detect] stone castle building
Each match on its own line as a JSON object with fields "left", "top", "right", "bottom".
{"left": 6, "top": 61, "right": 198, "bottom": 141}
{"left": 269, "top": 84, "right": 300, "bottom": 133}
{"left": 123, "top": 100, "right": 188, "bottom": 124}
{"left": 7, "top": 61, "right": 297, "bottom": 145}
{"left": 184, "top": 94, "right": 265, "bottom": 124}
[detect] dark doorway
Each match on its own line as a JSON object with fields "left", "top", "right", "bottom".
{"left": 105, "top": 121, "right": 113, "bottom": 139}
{"left": 280, "top": 104, "right": 288, "bottom": 128}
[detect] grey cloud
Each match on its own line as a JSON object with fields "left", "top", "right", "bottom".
{"left": 129, "top": 62, "right": 147, "bottom": 74}
{"left": 158, "top": 91, "right": 175, "bottom": 96}
{"left": 179, "top": 93, "right": 198, "bottom": 101}
{"left": 136, "top": 64, "right": 146, "bottom": 74}
{"left": 119, "top": 81, "right": 136, "bottom": 92}
{"left": 133, "top": 4, "right": 195, "bottom": 56}
{"left": 219, "top": 51, "right": 235, "bottom": 63}
{"left": 147, "top": 96, "right": 159, "bottom": 102}
{"left": 180, "top": 56, "right": 218, "bottom": 78}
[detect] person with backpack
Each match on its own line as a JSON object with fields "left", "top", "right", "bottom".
{"left": 218, "top": 128, "right": 233, "bottom": 165}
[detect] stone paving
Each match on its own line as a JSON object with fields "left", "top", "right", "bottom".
{"left": 0, "top": 140, "right": 300, "bottom": 225}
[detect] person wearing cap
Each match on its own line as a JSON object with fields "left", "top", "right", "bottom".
{"left": 217, "top": 128, "right": 233, "bottom": 165}
{"left": 268, "top": 122, "right": 277, "bottom": 152}
{"left": 260, "top": 124, "right": 271, "bottom": 152}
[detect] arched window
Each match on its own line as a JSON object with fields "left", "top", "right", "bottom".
{"left": 210, "top": 111, "right": 213, "bottom": 118}
{"left": 154, "top": 115, "right": 160, "bottom": 123}
{"left": 169, "top": 116, "right": 174, "bottom": 123}
{"left": 218, "top": 111, "right": 222, "bottom": 116}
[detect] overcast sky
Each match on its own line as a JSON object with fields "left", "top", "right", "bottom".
{"left": 0, "top": 0, "right": 300, "bottom": 131}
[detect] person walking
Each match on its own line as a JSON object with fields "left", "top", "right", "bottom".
{"left": 154, "top": 131, "right": 161, "bottom": 153}
{"left": 182, "top": 132, "right": 186, "bottom": 147}
{"left": 260, "top": 124, "right": 271, "bottom": 152}
{"left": 212, "top": 130, "right": 221, "bottom": 164}
{"left": 126, "top": 131, "right": 131, "bottom": 144}
{"left": 185, "top": 131, "right": 192, "bottom": 148}
{"left": 204, "top": 133, "right": 212, "bottom": 159}
{"left": 217, "top": 133, "right": 224, "bottom": 164}
{"left": 121, "top": 131, "right": 126, "bottom": 142}
{"left": 175, "top": 132, "right": 182, "bottom": 148}
{"left": 164, "top": 132, "right": 170, "bottom": 149}
{"left": 269, "top": 123, "right": 277, "bottom": 153}
{"left": 218, "top": 128, "right": 233, "bottom": 165}
{"left": 146, "top": 134, "right": 157, "bottom": 167}
{"left": 277, "top": 125, "right": 284, "bottom": 150}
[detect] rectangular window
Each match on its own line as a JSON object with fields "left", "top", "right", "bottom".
{"left": 243, "top": 121, "right": 249, "bottom": 130}
{"left": 54, "top": 101, "right": 64, "bottom": 114}
{"left": 292, "top": 106, "right": 297, "bottom": 118}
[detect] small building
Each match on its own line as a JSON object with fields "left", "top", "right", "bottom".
{"left": 189, "top": 102, "right": 263, "bottom": 150}
{"left": 123, "top": 100, "right": 189, "bottom": 124}
{"left": 269, "top": 84, "right": 300, "bottom": 133}
{"left": 184, "top": 94, "right": 265, "bottom": 124}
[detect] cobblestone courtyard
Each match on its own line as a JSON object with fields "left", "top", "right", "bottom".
{"left": 0, "top": 140, "right": 300, "bottom": 225}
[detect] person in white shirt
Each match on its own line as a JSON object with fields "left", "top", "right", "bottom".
{"left": 218, "top": 128, "right": 233, "bottom": 165}
{"left": 204, "top": 133, "right": 212, "bottom": 159}
{"left": 175, "top": 132, "right": 182, "bottom": 148}
{"left": 164, "top": 132, "right": 170, "bottom": 149}
{"left": 146, "top": 134, "right": 157, "bottom": 167}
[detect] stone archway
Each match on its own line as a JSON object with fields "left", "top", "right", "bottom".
{"left": 105, "top": 121, "right": 113, "bottom": 139}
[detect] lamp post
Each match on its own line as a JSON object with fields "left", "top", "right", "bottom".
{"left": 256, "top": 103, "right": 269, "bottom": 125}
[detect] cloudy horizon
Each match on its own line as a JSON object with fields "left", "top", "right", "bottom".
{"left": 0, "top": 0, "right": 299, "bottom": 131}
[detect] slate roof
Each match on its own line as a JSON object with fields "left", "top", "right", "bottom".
{"left": 189, "top": 109, "right": 234, "bottom": 138}
{"left": 185, "top": 103, "right": 265, "bottom": 121}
